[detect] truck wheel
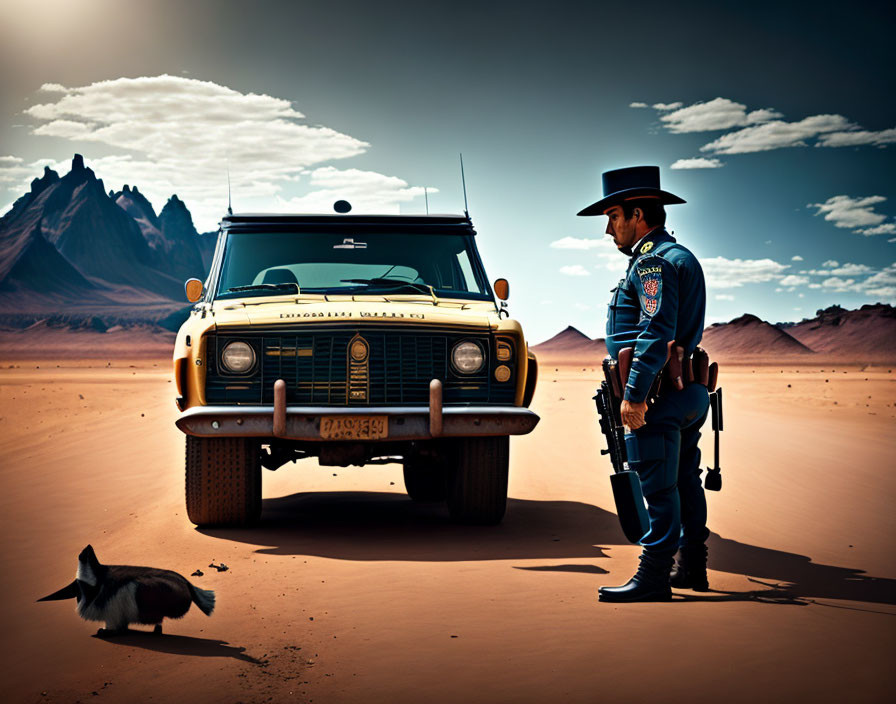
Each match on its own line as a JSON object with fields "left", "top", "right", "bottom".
{"left": 185, "top": 436, "right": 261, "bottom": 526}
{"left": 446, "top": 436, "right": 509, "bottom": 525}
{"left": 402, "top": 458, "right": 449, "bottom": 502}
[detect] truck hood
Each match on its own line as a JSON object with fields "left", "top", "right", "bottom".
{"left": 210, "top": 296, "right": 499, "bottom": 330}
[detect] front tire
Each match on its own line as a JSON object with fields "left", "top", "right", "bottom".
{"left": 185, "top": 436, "right": 261, "bottom": 526}
{"left": 446, "top": 436, "right": 509, "bottom": 525}
{"left": 402, "top": 457, "right": 449, "bottom": 502}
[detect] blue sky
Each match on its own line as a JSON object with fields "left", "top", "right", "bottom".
{"left": 1, "top": 0, "right": 893, "bottom": 341}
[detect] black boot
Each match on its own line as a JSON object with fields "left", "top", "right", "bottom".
{"left": 670, "top": 544, "right": 709, "bottom": 591}
{"left": 598, "top": 553, "right": 673, "bottom": 603}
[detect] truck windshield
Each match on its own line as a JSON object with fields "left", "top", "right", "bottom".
{"left": 215, "top": 232, "right": 492, "bottom": 300}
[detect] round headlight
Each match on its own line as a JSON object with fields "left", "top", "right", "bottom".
{"left": 452, "top": 341, "right": 485, "bottom": 374}
{"left": 221, "top": 341, "right": 256, "bottom": 373}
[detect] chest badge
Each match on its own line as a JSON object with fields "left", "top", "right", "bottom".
{"left": 640, "top": 241, "right": 654, "bottom": 254}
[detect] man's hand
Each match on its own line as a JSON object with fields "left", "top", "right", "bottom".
{"left": 621, "top": 399, "right": 648, "bottom": 430}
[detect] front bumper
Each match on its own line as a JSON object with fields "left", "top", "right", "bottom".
{"left": 176, "top": 379, "right": 539, "bottom": 440}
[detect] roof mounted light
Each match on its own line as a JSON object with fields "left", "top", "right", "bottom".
{"left": 334, "top": 200, "right": 352, "bottom": 213}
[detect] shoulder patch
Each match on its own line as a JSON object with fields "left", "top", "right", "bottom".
{"left": 637, "top": 266, "right": 662, "bottom": 317}
{"left": 640, "top": 241, "right": 654, "bottom": 254}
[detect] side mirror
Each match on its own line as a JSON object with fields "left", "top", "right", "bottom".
{"left": 493, "top": 278, "right": 509, "bottom": 301}
{"left": 185, "top": 278, "right": 204, "bottom": 303}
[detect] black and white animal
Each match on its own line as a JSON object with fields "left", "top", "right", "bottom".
{"left": 37, "top": 545, "right": 215, "bottom": 636}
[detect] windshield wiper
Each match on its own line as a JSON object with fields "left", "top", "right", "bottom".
{"left": 226, "top": 283, "right": 300, "bottom": 294}
{"left": 341, "top": 277, "right": 440, "bottom": 304}
{"left": 341, "top": 278, "right": 432, "bottom": 294}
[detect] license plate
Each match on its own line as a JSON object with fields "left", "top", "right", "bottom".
{"left": 320, "top": 415, "right": 388, "bottom": 440}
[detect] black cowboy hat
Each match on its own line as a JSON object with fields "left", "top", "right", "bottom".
{"left": 577, "top": 165, "right": 685, "bottom": 216}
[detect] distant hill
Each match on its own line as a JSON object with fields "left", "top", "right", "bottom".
{"left": 534, "top": 304, "right": 896, "bottom": 363}
{"left": 532, "top": 325, "right": 607, "bottom": 361}
{"left": 701, "top": 313, "right": 812, "bottom": 357}
{"left": 782, "top": 304, "right": 896, "bottom": 356}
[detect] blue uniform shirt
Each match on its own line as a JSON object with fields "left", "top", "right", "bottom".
{"left": 606, "top": 228, "right": 706, "bottom": 403}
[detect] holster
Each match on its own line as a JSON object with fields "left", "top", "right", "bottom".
{"left": 616, "top": 343, "right": 720, "bottom": 403}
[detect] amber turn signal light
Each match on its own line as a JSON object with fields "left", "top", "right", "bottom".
{"left": 185, "top": 278, "right": 204, "bottom": 302}
{"left": 494, "top": 365, "right": 511, "bottom": 382}
{"left": 496, "top": 341, "right": 513, "bottom": 361}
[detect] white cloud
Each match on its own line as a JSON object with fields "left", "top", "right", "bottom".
{"left": 791, "top": 255, "right": 804, "bottom": 261}
{"left": 550, "top": 236, "right": 610, "bottom": 250}
{"left": 864, "top": 286, "right": 896, "bottom": 299}
{"left": 810, "top": 195, "right": 887, "bottom": 230}
{"left": 803, "top": 263, "right": 874, "bottom": 277}
{"left": 12, "top": 75, "right": 432, "bottom": 230}
{"left": 700, "top": 256, "right": 790, "bottom": 289}
{"left": 779, "top": 275, "right": 809, "bottom": 286}
{"left": 856, "top": 222, "right": 896, "bottom": 236}
{"left": 560, "top": 265, "right": 591, "bottom": 277}
{"left": 822, "top": 260, "right": 839, "bottom": 267}
{"left": 0, "top": 157, "right": 58, "bottom": 185}
{"left": 701, "top": 114, "right": 855, "bottom": 154}
{"left": 826, "top": 263, "right": 873, "bottom": 276}
{"left": 640, "top": 96, "right": 890, "bottom": 159}
{"left": 659, "top": 98, "right": 782, "bottom": 133}
{"left": 821, "top": 277, "right": 856, "bottom": 292}
{"left": 629, "top": 102, "right": 648, "bottom": 108}
{"left": 550, "top": 236, "right": 625, "bottom": 272}
{"left": 670, "top": 157, "right": 724, "bottom": 170}
{"left": 276, "top": 167, "right": 430, "bottom": 214}
{"left": 857, "top": 263, "right": 896, "bottom": 300}
{"left": 573, "top": 302, "right": 592, "bottom": 311}
{"left": 714, "top": 294, "right": 734, "bottom": 301}
{"left": 816, "top": 128, "right": 896, "bottom": 148}
{"left": 791, "top": 264, "right": 896, "bottom": 301}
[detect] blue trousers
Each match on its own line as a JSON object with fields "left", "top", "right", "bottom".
{"left": 624, "top": 384, "right": 710, "bottom": 558}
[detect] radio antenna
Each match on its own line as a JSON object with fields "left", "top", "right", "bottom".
{"left": 424, "top": 186, "right": 430, "bottom": 215}
{"left": 227, "top": 163, "right": 233, "bottom": 215}
{"left": 459, "top": 153, "right": 469, "bottom": 218}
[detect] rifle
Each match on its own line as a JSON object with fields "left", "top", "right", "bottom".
{"left": 704, "top": 362, "right": 723, "bottom": 491}
{"left": 594, "top": 351, "right": 650, "bottom": 544}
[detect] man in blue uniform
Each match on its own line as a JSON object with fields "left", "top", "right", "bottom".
{"left": 578, "top": 166, "right": 711, "bottom": 602}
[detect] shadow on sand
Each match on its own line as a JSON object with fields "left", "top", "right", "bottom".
{"left": 91, "top": 631, "right": 264, "bottom": 663}
{"left": 199, "top": 491, "right": 896, "bottom": 609}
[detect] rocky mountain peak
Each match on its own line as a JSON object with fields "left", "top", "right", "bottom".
{"left": 59, "top": 153, "right": 99, "bottom": 189}
{"left": 726, "top": 313, "right": 762, "bottom": 326}
{"left": 30, "top": 166, "right": 60, "bottom": 195}
{"left": 160, "top": 194, "right": 195, "bottom": 230}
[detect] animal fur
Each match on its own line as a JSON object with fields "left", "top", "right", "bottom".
{"left": 38, "top": 545, "right": 215, "bottom": 636}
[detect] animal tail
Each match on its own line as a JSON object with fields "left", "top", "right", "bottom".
{"left": 189, "top": 583, "right": 216, "bottom": 616}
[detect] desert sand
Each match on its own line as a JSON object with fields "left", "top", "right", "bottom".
{"left": 1, "top": 342, "right": 895, "bottom": 703}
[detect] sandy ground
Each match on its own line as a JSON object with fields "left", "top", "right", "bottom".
{"left": 1, "top": 353, "right": 895, "bottom": 703}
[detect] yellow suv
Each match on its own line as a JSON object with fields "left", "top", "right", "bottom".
{"left": 174, "top": 212, "right": 539, "bottom": 526}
